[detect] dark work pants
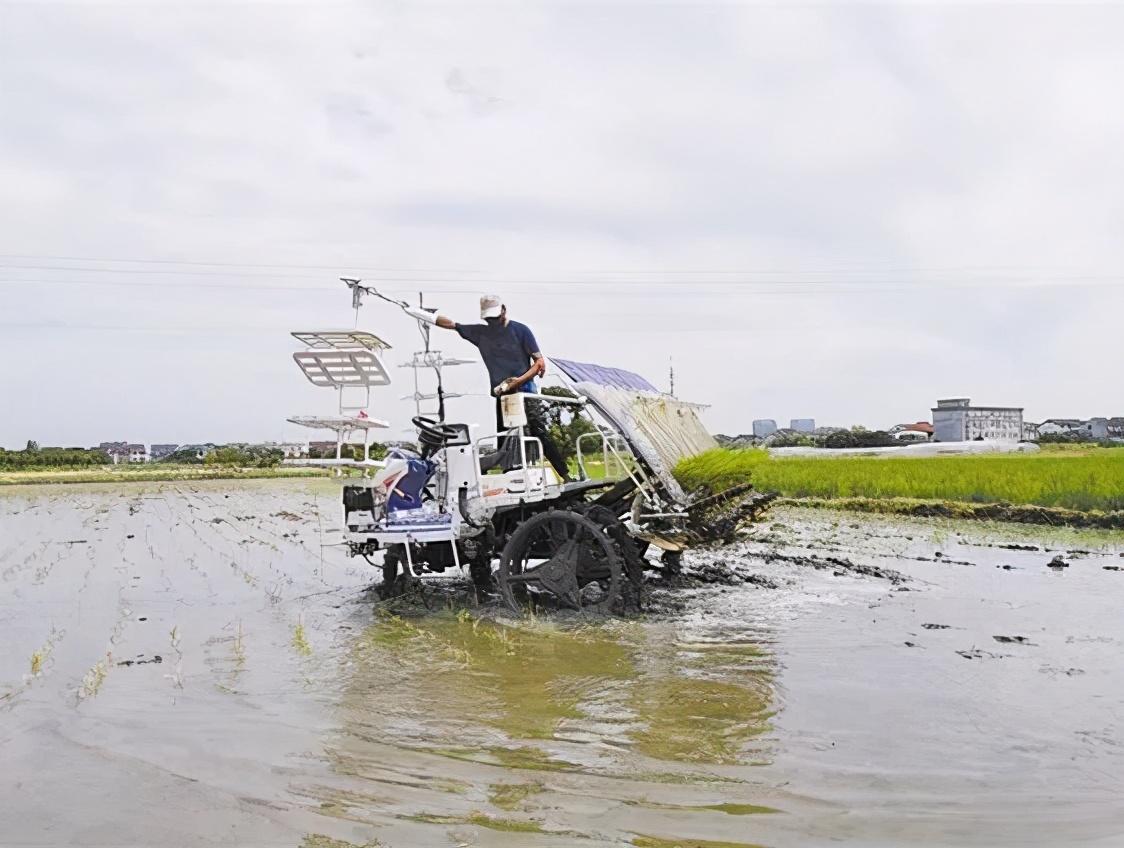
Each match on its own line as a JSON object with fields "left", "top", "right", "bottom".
{"left": 495, "top": 395, "right": 569, "bottom": 480}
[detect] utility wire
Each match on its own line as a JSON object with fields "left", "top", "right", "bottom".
{"left": 1, "top": 252, "right": 1117, "bottom": 277}
{"left": 1, "top": 275, "right": 1121, "bottom": 291}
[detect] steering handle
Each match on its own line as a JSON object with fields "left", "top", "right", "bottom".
{"left": 412, "top": 415, "right": 463, "bottom": 442}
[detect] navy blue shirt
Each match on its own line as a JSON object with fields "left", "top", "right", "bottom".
{"left": 456, "top": 320, "right": 540, "bottom": 394}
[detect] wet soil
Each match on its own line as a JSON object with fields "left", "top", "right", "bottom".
{"left": 1, "top": 481, "right": 1123, "bottom": 847}
{"left": 783, "top": 496, "right": 1124, "bottom": 530}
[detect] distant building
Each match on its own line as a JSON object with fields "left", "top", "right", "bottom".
{"left": 149, "top": 443, "right": 180, "bottom": 460}
{"left": 889, "top": 422, "right": 934, "bottom": 440}
{"left": 890, "top": 422, "right": 934, "bottom": 442}
{"left": 97, "top": 441, "right": 129, "bottom": 464}
{"left": 752, "top": 419, "right": 778, "bottom": 438}
{"left": 1036, "top": 417, "right": 1123, "bottom": 440}
{"left": 893, "top": 430, "right": 929, "bottom": 442}
{"left": 1037, "top": 419, "right": 1082, "bottom": 436}
{"left": 256, "top": 441, "right": 307, "bottom": 459}
{"left": 931, "top": 398, "right": 1023, "bottom": 442}
{"left": 1086, "top": 418, "right": 1110, "bottom": 439}
{"left": 1022, "top": 421, "right": 1040, "bottom": 442}
{"left": 127, "top": 444, "right": 147, "bottom": 463}
{"left": 790, "top": 418, "right": 815, "bottom": 433}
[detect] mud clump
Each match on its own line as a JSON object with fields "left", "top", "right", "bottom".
{"left": 782, "top": 497, "right": 1124, "bottom": 530}
{"left": 760, "top": 550, "right": 906, "bottom": 585}
{"left": 682, "top": 556, "right": 749, "bottom": 586}
{"left": 117, "top": 655, "right": 162, "bottom": 667}
{"left": 1040, "top": 666, "right": 1086, "bottom": 677}
{"left": 1048, "top": 556, "right": 1069, "bottom": 570}
{"left": 957, "top": 648, "right": 1008, "bottom": 660}
{"left": 648, "top": 555, "right": 778, "bottom": 590}
{"left": 993, "top": 635, "right": 1034, "bottom": 645}
{"left": 745, "top": 573, "right": 782, "bottom": 589}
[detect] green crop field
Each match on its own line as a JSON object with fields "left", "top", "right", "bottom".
{"left": 675, "top": 447, "right": 1124, "bottom": 513}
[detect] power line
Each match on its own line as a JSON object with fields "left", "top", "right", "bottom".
{"left": 1, "top": 252, "right": 1117, "bottom": 277}
{"left": 1, "top": 278, "right": 1120, "bottom": 298}
{"left": 4, "top": 255, "right": 1124, "bottom": 285}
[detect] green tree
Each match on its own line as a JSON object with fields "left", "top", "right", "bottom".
{"left": 204, "top": 447, "right": 249, "bottom": 466}
{"left": 540, "top": 386, "right": 599, "bottom": 462}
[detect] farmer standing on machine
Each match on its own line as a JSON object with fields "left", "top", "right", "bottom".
{"left": 404, "top": 295, "right": 572, "bottom": 482}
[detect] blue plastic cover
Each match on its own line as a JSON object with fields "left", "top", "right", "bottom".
{"left": 551, "top": 359, "right": 659, "bottom": 393}
{"left": 386, "top": 455, "right": 436, "bottom": 513}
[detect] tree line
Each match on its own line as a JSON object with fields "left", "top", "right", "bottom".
{"left": 0, "top": 442, "right": 110, "bottom": 468}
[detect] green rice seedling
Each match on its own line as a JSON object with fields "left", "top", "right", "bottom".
{"left": 676, "top": 448, "right": 1124, "bottom": 513}
{"left": 292, "top": 614, "right": 312, "bottom": 656}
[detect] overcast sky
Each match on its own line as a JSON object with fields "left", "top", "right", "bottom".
{"left": 2, "top": 1, "right": 1122, "bottom": 448}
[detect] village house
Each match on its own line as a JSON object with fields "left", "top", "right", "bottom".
{"left": 889, "top": 422, "right": 934, "bottom": 441}
{"left": 931, "top": 399, "right": 1024, "bottom": 442}
{"left": 1036, "top": 417, "right": 1124, "bottom": 440}
{"left": 97, "top": 441, "right": 129, "bottom": 464}
{"left": 1037, "top": 419, "right": 1083, "bottom": 436}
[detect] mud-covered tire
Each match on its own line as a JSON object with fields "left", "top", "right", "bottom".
{"left": 497, "top": 509, "right": 622, "bottom": 614}
{"left": 580, "top": 504, "right": 648, "bottom": 613}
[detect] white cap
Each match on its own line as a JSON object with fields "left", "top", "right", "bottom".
{"left": 480, "top": 295, "right": 503, "bottom": 319}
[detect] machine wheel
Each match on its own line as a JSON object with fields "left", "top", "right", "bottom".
{"left": 497, "top": 510, "right": 623, "bottom": 614}
{"left": 580, "top": 504, "right": 647, "bottom": 612}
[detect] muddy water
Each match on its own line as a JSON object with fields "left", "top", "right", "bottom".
{"left": 1, "top": 480, "right": 1122, "bottom": 847}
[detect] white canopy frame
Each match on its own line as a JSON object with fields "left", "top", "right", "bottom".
{"left": 290, "top": 330, "right": 391, "bottom": 351}
{"left": 289, "top": 328, "right": 394, "bottom": 464}
{"left": 286, "top": 415, "right": 389, "bottom": 462}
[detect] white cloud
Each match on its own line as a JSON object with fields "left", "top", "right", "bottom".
{"left": 0, "top": 2, "right": 1121, "bottom": 446}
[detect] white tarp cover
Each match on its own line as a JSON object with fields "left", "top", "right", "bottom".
{"left": 552, "top": 359, "right": 716, "bottom": 504}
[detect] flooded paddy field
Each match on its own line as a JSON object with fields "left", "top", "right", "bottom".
{"left": 2, "top": 479, "right": 1123, "bottom": 847}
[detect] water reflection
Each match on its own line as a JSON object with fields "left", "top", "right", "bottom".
{"left": 311, "top": 610, "right": 777, "bottom": 844}
{"left": 338, "top": 612, "right": 774, "bottom": 771}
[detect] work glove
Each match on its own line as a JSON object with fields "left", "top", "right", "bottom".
{"left": 403, "top": 305, "right": 438, "bottom": 325}
{"left": 493, "top": 378, "right": 516, "bottom": 396}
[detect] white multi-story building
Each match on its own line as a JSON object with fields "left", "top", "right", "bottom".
{"left": 931, "top": 398, "right": 1024, "bottom": 442}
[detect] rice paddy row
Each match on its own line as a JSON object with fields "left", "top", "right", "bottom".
{"left": 676, "top": 447, "right": 1124, "bottom": 516}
